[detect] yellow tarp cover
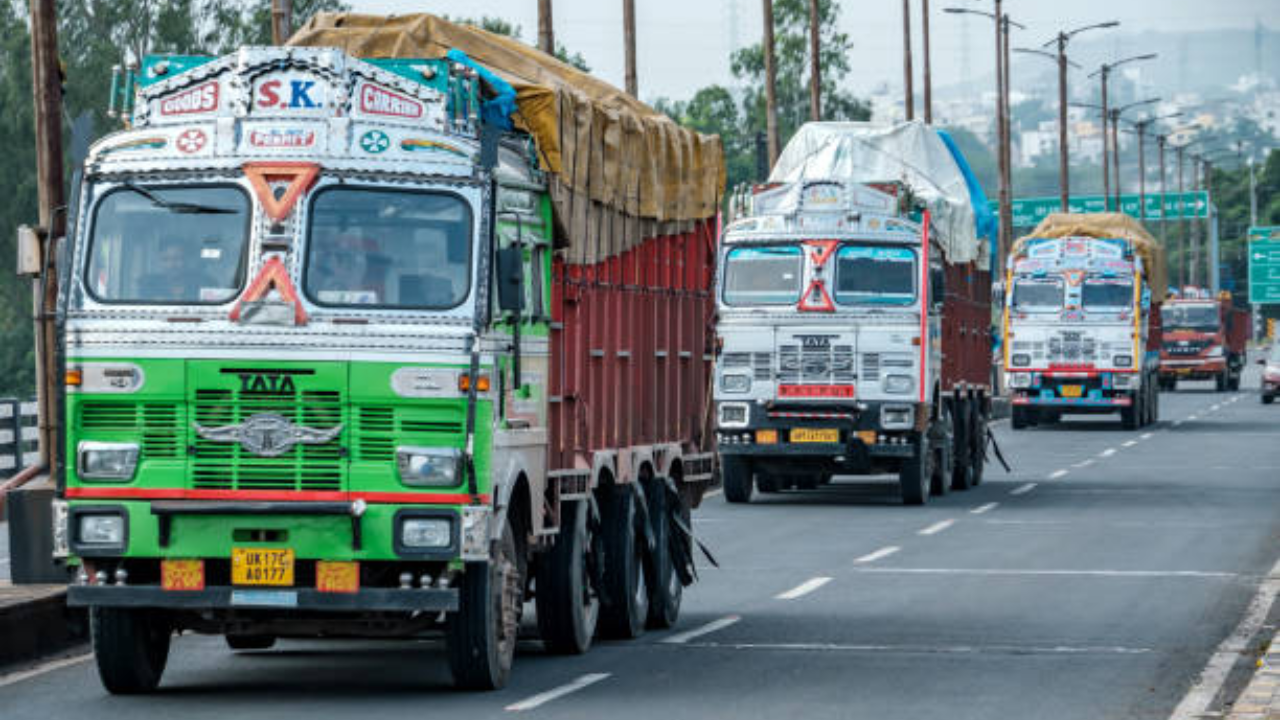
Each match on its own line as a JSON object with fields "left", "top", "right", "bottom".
{"left": 288, "top": 13, "right": 724, "bottom": 261}
{"left": 1014, "top": 212, "right": 1168, "bottom": 300}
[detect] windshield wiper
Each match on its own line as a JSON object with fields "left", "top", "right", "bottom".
{"left": 122, "top": 182, "right": 238, "bottom": 215}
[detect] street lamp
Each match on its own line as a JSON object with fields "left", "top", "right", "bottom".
{"left": 1109, "top": 97, "right": 1161, "bottom": 210}
{"left": 1122, "top": 112, "right": 1181, "bottom": 221}
{"left": 1087, "top": 53, "right": 1158, "bottom": 210}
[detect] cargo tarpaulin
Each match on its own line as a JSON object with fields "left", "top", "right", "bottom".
{"left": 288, "top": 13, "right": 725, "bottom": 263}
{"left": 768, "top": 121, "right": 986, "bottom": 265}
{"left": 1015, "top": 212, "right": 1168, "bottom": 301}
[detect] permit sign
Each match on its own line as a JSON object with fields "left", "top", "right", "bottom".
{"left": 1248, "top": 227, "right": 1280, "bottom": 304}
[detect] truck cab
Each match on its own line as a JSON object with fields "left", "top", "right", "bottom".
{"left": 1159, "top": 290, "right": 1248, "bottom": 391}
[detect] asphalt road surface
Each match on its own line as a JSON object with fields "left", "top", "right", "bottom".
{"left": 4, "top": 371, "right": 1279, "bottom": 719}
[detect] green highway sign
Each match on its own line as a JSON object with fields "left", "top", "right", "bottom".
{"left": 1249, "top": 226, "right": 1280, "bottom": 304}
{"left": 992, "top": 192, "right": 1210, "bottom": 228}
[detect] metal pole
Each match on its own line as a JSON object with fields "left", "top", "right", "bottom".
{"left": 1250, "top": 157, "right": 1259, "bottom": 227}
{"left": 1158, "top": 134, "right": 1168, "bottom": 248}
{"left": 922, "top": 0, "right": 932, "bottom": 123}
{"left": 271, "top": 0, "right": 292, "bottom": 45}
{"left": 1177, "top": 146, "right": 1186, "bottom": 288}
{"left": 1000, "top": 13, "right": 1013, "bottom": 262}
{"left": 1190, "top": 158, "right": 1201, "bottom": 287}
{"left": 1111, "top": 110, "right": 1121, "bottom": 210}
{"left": 809, "top": 0, "right": 821, "bottom": 121}
{"left": 1206, "top": 160, "right": 1219, "bottom": 294}
{"left": 538, "top": 0, "right": 555, "bottom": 55}
{"left": 1057, "top": 33, "right": 1069, "bottom": 211}
{"left": 903, "top": 0, "right": 914, "bottom": 120}
{"left": 1100, "top": 67, "right": 1110, "bottom": 210}
{"left": 762, "top": 0, "right": 780, "bottom": 166}
{"left": 622, "top": 0, "right": 637, "bottom": 97}
{"left": 1137, "top": 125, "right": 1146, "bottom": 220}
{"left": 993, "top": 2, "right": 1007, "bottom": 265}
{"left": 27, "top": 0, "right": 65, "bottom": 476}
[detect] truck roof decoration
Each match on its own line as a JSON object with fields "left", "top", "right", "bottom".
{"left": 287, "top": 12, "right": 725, "bottom": 263}
{"left": 725, "top": 180, "right": 925, "bottom": 242}
{"left": 768, "top": 121, "right": 988, "bottom": 265}
{"left": 1014, "top": 212, "right": 1167, "bottom": 299}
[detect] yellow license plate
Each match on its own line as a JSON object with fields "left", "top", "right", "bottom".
{"left": 316, "top": 561, "right": 360, "bottom": 594}
{"left": 1060, "top": 385, "right": 1083, "bottom": 398}
{"left": 791, "top": 428, "right": 839, "bottom": 443}
{"left": 231, "top": 547, "right": 295, "bottom": 586}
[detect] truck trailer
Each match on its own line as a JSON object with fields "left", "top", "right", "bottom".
{"left": 1158, "top": 289, "right": 1250, "bottom": 391}
{"left": 55, "top": 14, "right": 722, "bottom": 693}
{"left": 1003, "top": 213, "right": 1165, "bottom": 430}
{"left": 714, "top": 122, "right": 995, "bottom": 505}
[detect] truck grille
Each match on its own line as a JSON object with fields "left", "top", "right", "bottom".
{"left": 1048, "top": 332, "right": 1097, "bottom": 363}
{"left": 356, "top": 406, "right": 466, "bottom": 462}
{"left": 79, "top": 401, "right": 183, "bottom": 459}
{"left": 191, "top": 389, "right": 343, "bottom": 492}
{"left": 777, "top": 344, "right": 856, "bottom": 384}
{"left": 721, "top": 352, "right": 772, "bottom": 380}
{"left": 1165, "top": 340, "right": 1209, "bottom": 356}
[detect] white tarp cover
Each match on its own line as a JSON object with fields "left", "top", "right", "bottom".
{"left": 769, "top": 121, "right": 982, "bottom": 264}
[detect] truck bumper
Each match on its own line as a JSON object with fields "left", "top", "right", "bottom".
{"left": 67, "top": 584, "right": 458, "bottom": 612}
{"left": 1012, "top": 395, "right": 1131, "bottom": 408}
{"left": 1159, "top": 359, "right": 1227, "bottom": 378}
{"left": 719, "top": 441, "right": 914, "bottom": 459}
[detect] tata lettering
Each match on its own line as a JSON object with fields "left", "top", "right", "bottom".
{"left": 160, "top": 81, "right": 219, "bottom": 116}
{"left": 255, "top": 78, "right": 325, "bottom": 110}
{"left": 359, "top": 83, "right": 423, "bottom": 118}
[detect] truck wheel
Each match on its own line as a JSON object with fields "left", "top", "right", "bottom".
{"left": 1010, "top": 406, "right": 1028, "bottom": 430}
{"left": 755, "top": 474, "right": 781, "bottom": 493}
{"left": 721, "top": 457, "right": 753, "bottom": 504}
{"left": 225, "top": 634, "right": 275, "bottom": 651}
{"left": 951, "top": 397, "right": 973, "bottom": 491}
{"left": 969, "top": 402, "right": 987, "bottom": 487}
{"left": 598, "top": 487, "right": 649, "bottom": 639}
{"left": 1121, "top": 398, "right": 1140, "bottom": 430}
{"left": 91, "top": 607, "right": 171, "bottom": 694}
{"left": 1216, "top": 373, "right": 1227, "bottom": 392}
{"left": 931, "top": 406, "right": 954, "bottom": 496}
{"left": 898, "top": 433, "right": 931, "bottom": 506}
{"left": 446, "top": 517, "right": 521, "bottom": 690}
{"left": 645, "top": 479, "right": 684, "bottom": 630}
{"left": 1229, "top": 372, "right": 1241, "bottom": 392}
{"left": 536, "top": 499, "right": 598, "bottom": 655}
{"left": 1263, "top": 394, "right": 1274, "bottom": 405}
{"left": 1150, "top": 385, "right": 1160, "bottom": 424}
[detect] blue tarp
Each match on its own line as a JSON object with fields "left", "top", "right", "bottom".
{"left": 445, "top": 48, "right": 517, "bottom": 130}
{"left": 935, "top": 128, "right": 997, "bottom": 261}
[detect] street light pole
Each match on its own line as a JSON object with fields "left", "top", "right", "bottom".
{"left": 903, "top": 0, "right": 914, "bottom": 120}
{"left": 922, "top": 0, "right": 932, "bottom": 123}
{"left": 1157, "top": 134, "right": 1168, "bottom": 247}
{"left": 1089, "top": 54, "right": 1157, "bottom": 212}
{"left": 622, "top": 0, "right": 637, "bottom": 96}
{"left": 809, "top": 0, "right": 821, "bottom": 121}
{"left": 537, "top": 0, "right": 554, "bottom": 55}
{"left": 1039, "top": 21, "right": 1118, "bottom": 212}
{"left": 762, "top": 0, "right": 780, "bottom": 166}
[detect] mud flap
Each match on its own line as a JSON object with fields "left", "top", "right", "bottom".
{"left": 665, "top": 478, "right": 719, "bottom": 588}
{"left": 986, "top": 428, "right": 1012, "bottom": 473}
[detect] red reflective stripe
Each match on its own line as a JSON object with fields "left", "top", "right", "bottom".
{"left": 919, "top": 211, "right": 930, "bottom": 403}
{"left": 64, "top": 487, "right": 487, "bottom": 505}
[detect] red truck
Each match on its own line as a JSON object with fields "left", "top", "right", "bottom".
{"left": 1158, "top": 290, "right": 1250, "bottom": 391}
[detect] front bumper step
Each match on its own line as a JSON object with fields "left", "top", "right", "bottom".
{"left": 68, "top": 584, "right": 458, "bottom": 612}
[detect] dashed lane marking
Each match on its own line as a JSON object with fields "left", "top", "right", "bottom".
{"left": 661, "top": 615, "right": 741, "bottom": 645}
{"left": 1099, "top": 448, "right": 1117, "bottom": 457}
{"left": 0, "top": 653, "right": 92, "bottom": 688}
{"left": 775, "top": 576, "right": 832, "bottom": 600}
{"left": 1188, "top": 415, "right": 1199, "bottom": 421}
{"left": 505, "top": 673, "right": 611, "bottom": 712}
{"left": 850, "top": 567, "right": 1239, "bottom": 579}
{"left": 1073, "top": 459, "right": 1095, "bottom": 468}
{"left": 1049, "top": 469, "right": 1068, "bottom": 479}
{"left": 1141, "top": 432, "right": 1154, "bottom": 440}
{"left": 971, "top": 502, "right": 999, "bottom": 515}
{"left": 1010, "top": 483, "right": 1037, "bottom": 496}
{"left": 855, "top": 546, "right": 901, "bottom": 564}
{"left": 918, "top": 519, "right": 955, "bottom": 536}
{"left": 1122, "top": 440, "right": 1138, "bottom": 448}
{"left": 703, "top": 488, "right": 723, "bottom": 499}
{"left": 675, "top": 640, "right": 1154, "bottom": 656}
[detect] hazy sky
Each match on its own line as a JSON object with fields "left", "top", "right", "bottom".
{"left": 358, "top": 0, "right": 1278, "bottom": 103}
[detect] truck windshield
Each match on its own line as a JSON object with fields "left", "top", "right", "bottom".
{"left": 834, "top": 245, "right": 916, "bottom": 305}
{"left": 1082, "top": 280, "right": 1134, "bottom": 309}
{"left": 85, "top": 185, "right": 249, "bottom": 304}
{"left": 1012, "top": 278, "right": 1063, "bottom": 312}
{"left": 305, "top": 188, "right": 472, "bottom": 309}
{"left": 722, "top": 246, "right": 802, "bottom": 305}
{"left": 1165, "top": 304, "right": 1219, "bottom": 331}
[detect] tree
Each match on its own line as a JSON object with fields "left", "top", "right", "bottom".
{"left": 445, "top": 14, "right": 589, "bottom": 72}
{"left": 0, "top": 0, "right": 37, "bottom": 398}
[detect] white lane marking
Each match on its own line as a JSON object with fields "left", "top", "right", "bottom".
{"left": 1073, "top": 459, "right": 1095, "bottom": 468}
{"left": 703, "top": 488, "right": 723, "bottom": 499}
{"left": 1173, "top": 420, "right": 1185, "bottom": 427}
{"left": 775, "top": 576, "right": 832, "bottom": 600}
{"left": 662, "top": 615, "right": 741, "bottom": 644}
{"left": 1210, "top": 404, "right": 1221, "bottom": 411}
{"left": 0, "top": 653, "right": 93, "bottom": 688}
{"left": 855, "top": 546, "right": 901, "bottom": 564}
{"left": 971, "top": 502, "right": 999, "bottom": 515}
{"left": 679, "top": 640, "right": 1153, "bottom": 656}
{"left": 1188, "top": 415, "right": 1199, "bottom": 421}
{"left": 1141, "top": 432, "right": 1154, "bottom": 440}
{"left": 1099, "top": 448, "right": 1117, "bottom": 457}
{"left": 850, "top": 567, "right": 1239, "bottom": 579}
{"left": 1170, "top": 555, "right": 1280, "bottom": 720}
{"left": 1010, "top": 483, "right": 1037, "bottom": 496}
{"left": 1049, "top": 469, "right": 1068, "bottom": 479}
{"left": 918, "top": 519, "right": 956, "bottom": 536}
{"left": 505, "top": 673, "right": 611, "bottom": 712}
{"left": 1122, "top": 440, "right": 1138, "bottom": 448}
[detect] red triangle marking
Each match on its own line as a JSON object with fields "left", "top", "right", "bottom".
{"left": 805, "top": 239, "right": 839, "bottom": 269}
{"left": 798, "top": 279, "right": 835, "bottom": 312}
{"left": 243, "top": 162, "right": 320, "bottom": 222}
{"left": 230, "top": 256, "right": 308, "bottom": 325}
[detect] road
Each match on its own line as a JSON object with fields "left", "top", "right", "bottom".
{"left": 3, "top": 373, "right": 1279, "bottom": 718}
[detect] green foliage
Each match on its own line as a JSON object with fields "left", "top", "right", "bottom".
{"left": 0, "top": 0, "right": 36, "bottom": 398}
{"left": 443, "top": 14, "right": 589, "bottom": 72}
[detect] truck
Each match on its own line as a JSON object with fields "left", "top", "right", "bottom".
{"left": 1003, "top": 213, "right": 1165, "bottom": 430}
{"left": 1158, "top": 289, "right": 1249, "bottom": 391}
{"left": 54, "top": 13, "right": 722, "bottom": 693}
{"left": 714, "top": 122, "right": 995, "bottom": 506}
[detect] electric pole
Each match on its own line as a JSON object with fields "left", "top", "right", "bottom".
{"left": 271, "top": 0, "right": 292, "bottom": 45}
{"left": 809, "top": 0, "right": 821, "bottom": 121}
{"left": 903, "top": 0, "right": 914, "bottom": 120}
{"left": 1157, "top": 134, "right": 1168, "bottom": 249}
{"left": 623, "top": 0, "right": 637, "bottom": 96}
{"left": 763, "top": 0, "right": 780, "bottom": 166}
{"left": 1056, "top": 36, "right": 1069, "bottom": 210}
{"left": 538, "top": 0, "right": 555, "bottom": 55}
{"left": 922, "top": 0, "right": 932, "bottom": 123}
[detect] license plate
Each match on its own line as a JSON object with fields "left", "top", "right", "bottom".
{"left": 791, "top": 428, "right": 838, "bottom": 443}
{"left": 231, "top": 547, "right": 295, "bottom": 586}
{"left": 161, "top": 559, "right": 204, "bottom": 591}
{"left": 316, "top": 561, "right": 359, "bottom": 594}
{"left": 1060, "top": 385, "right": 1083, "bottom": 398}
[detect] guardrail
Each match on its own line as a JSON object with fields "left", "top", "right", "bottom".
{"left": 1, "top": 398, "right": 40, "bottom": 474}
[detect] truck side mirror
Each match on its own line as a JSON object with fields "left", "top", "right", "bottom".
{"left": 496, "top": 245, "right": 524, "bottom": 314}
{"left": 930, "top": 265, "right": 945, "bottom": 308}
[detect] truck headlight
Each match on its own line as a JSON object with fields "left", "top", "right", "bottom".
{"left": 720, "top": 373, "right": 752, "bottom": 393}
{"left": 718, "top": 402, "right": 749, "bottom": 428}
{"left": 396, "top": 447, "right": 462, "bottom": 487}
{"left": 880, "top": 404, "right": 915, "bottom": 430}
{"left": 78, "top": 513, "right": 125, "bottom": 546}
{"left": 401, "top": 517, "right": 453, "bottom": 549}
{"left": 1008, "top": 372, "right": 1032, "bottom": 388}
{"left": 883, "top": 374, "right": 915, "bottom": 394}
{"left": 1113, "top": 354, "right": 1133, "bottom": 368}
{"left": 1011, "top": 353, "right": 1031, "bottom": 367}
{"left": 77, "top": 441, "right": 139, "bottom": 481}
{"left": 1205, "top": 345, "right": 1224, "bottom": 357}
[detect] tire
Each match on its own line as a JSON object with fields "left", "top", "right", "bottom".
{"left": 951, "top": 397, "right": 974, "bottom": 491}
{"left": 1150, "top": 384, "right": 1160, "bottom": 424}
{"left": 597, "top": 487, "right": 649, "bottom": 640}
{"left": 225, "top": 634, "right": 275, "bottom": 651}
{"left": 1121, "top": 397, "right": 1140, "bottom": 430}
{"left": 1263, "top": 394, "right": 1274, "bottom": 405}
{"left": 645, "top": 479, "right": 684, "bottom": 630}
{"left": 931, "top": 405, "right": 954, "bottom": 497}
{"left": 446, "top": 517, "right": 521, "bottom": 690}
{"left": 1216, "top": 372, "right": 1227, "bottom": 392}
{"left": 1229, "top": 372, "right": 1241, "bottom": 392}
{"left": 969, "top": 401, "right": 987, "bottom": 487}
{"left": 721, "top": 456, "right": 753, "bottom": 504}
{"left": 755, "top": 474, "right": 781, "bottom": 493}
{"left": 536, "top": 499, "right": 598, "bottom": 655}
{"left": 91, "top": 607, "right": 171, "bottom": 694}
{"left": 1010, "top": 406, "right": 1028, "bottom": 430}
{"left": 898, "top": 432, "right": 931, "bottom": 506}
